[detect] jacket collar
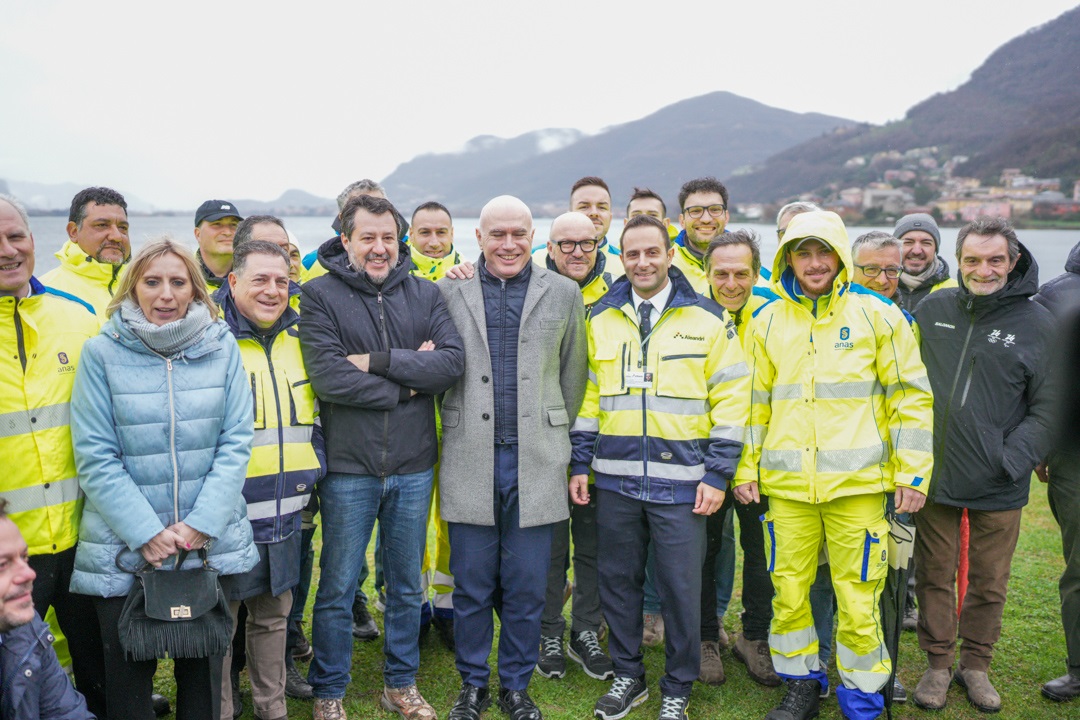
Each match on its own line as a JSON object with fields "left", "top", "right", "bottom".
{"left": 317, "top": 235, "right": 414, "bottom": 295}
{"left": 215, "top": 281, "right": 300, "bottom": 341}
{"left": 954, "top": 240, "right": 1040, "bottom": 317}
{"left": 598, "top": 265, "right": 699, "bottom": 316}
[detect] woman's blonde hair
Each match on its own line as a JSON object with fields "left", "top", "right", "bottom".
{"left": 106, "top": 235, "right": 217, "bottom": 318}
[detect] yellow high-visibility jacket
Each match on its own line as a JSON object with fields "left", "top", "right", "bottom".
{"left": 40, "top": 241, "right": 125, "bottom": 319}
{"left": 410, "top": 245, "right": 463, "bottom": 282}
{"left": 0, "top": 279, "right": 98, "bottom": 555}
{"left": 734, "top": 211, "right": 934, "bottom": 503}
{"left": 570, "top": 268, "right": 750, "bottom": 502}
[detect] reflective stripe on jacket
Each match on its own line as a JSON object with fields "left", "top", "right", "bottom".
{"left": 0, "top": 278, "right": 97, "bottom": 556}
{"left": 40, "top": 241, "right": 124, "bottom": 319}
{"left": 570, "top": 267, "right": 750, "bottom": 502}
{"left": 734, "top": 211, "right": 934, "bottom": 503}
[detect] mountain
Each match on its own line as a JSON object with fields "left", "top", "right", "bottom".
{"left": 727, "top": 6, "right": 1080, "bottom": 202}
{"left": 3, "top": 179, "right": 157, "bottom": 214}
{"left": 233, "top": 189, "right": 337, "bottom": 216}
{"left": 382, "top": 92, "right": 856, "bottom": 214}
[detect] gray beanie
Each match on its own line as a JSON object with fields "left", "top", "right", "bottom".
{"left": 893, "top": 213, "right": 941, "bottom": 249}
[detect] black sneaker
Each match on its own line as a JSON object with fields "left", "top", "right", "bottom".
{"left": 284, "top": 663, "right": 314, "bottom": 699}
{"left": 537, "top": 635, "right": 566, "bottom": 679}
{"left": 594, "top": 676, "right": 649, "bottom": 720}
{"left": 658, "top": 694, "right": 690, "bottom": 720}
{"left": 569, "top": 630, "right": 615, "bottom": 680}
{"left": 766, "top": 678, "right": 821, "bottom": 720}
{"left": 892, "top": 677, "right": 907, "bottom": 704}
{"left": 292, "top": 620, "right": 313, "bottom": 662}
{"left": 352, "top": 598, "right": 380, "bottom": 640}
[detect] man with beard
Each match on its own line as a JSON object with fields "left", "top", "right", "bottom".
{"left": 42, "top": 186, "right": 131, "bottom": 317}
{"left": 672, "top": 178, "right": 731, "bottom": 294}
{"left": 300, "top": 194, "right": 465, "bottom": 720}
{"left": 894, "top": 213, "right": 957, "bottom": 312}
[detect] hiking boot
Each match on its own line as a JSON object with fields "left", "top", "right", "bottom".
{"left": 955, "top": 665, "right": 1001, "bottom": 713}
{"left": 594, "top": 676, "right": 649, "bottom": 720}
{"left": 1042, "top": 672, "right": 1080, "bottom": 701}
{"left": 892, "top": 677, "right": 907, "bottom": 704}
{"left": 657, "top": 694, "right": 690, "bottom": 720}
{"left": 913, "top": 667, "right": 951, "bottom": 710}
{"left": 352, "top": 598, "right": 380, "bottom": 641}
{"left": 766, "top": 678, "right": 820, "bottom": 720}
{"left": 286, "top": 663, "right": 314, "bottom": 699}
{"left": 537, "top": 635, "right": 566, "bottom": 679}
{"left": 433, "top": 614, "right": 456, "bottom": 652}
{"left": 375, "top": 589, "right": 387, "bottom": 613}
{"left": 448, "top": 684, "right": 490, "bottom": 720}
{"left": 732, "top": 633, "right": 781, "bottom": 687}
{"left": 717, "top": 621, "right": 730, "bottom": 650}
{"left": 496, "top": 687, "right": 542, "bottom": 720}
{"left": 313, "top": 697, "right": 347, "bottom": 720}
{"left": 381, "top": 685, "right": 437, "bottom": 720}
{"left": 698, "top": 640, "right": 725, "bottom": 685}
{"left": 293, "top": 620, "right": 314, "bottom": 662}
{"left": 642, "top": 614, "right": 664, "bottom": 648}
{"left": 902, "top": 603, "right": 919, "bottom": 632}
{"left": 569, "top": 630, "right": 615, "bottom": 680}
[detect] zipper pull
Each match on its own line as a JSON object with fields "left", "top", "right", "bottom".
{"left": 166, "top": 358, "right": 172, "bottom": 371}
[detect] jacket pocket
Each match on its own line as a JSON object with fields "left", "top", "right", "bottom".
{"left": 593, "top": 344, "right": 626, "bottom": 396}
{"left": 441, "top": 407, "right": 461, "bottom": 428}
{"left": 286, "top": 371, "right": 318, "bottom": 426}
{"left": 655, "top": 353, "right": 708, "bottom": 399}
{"left": 860, "top": 528, "right": 887, "bottom": 582}
{"left": 547, "top": 408, "right": 569, "bottom": 426}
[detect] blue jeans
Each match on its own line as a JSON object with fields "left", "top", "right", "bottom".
{"left": 308, "top": 469, "right": 433, "bottom": 696}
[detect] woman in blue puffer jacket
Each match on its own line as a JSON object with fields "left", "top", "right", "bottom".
{"left": 69, "top": 236, "right": 257, "bottom": 720}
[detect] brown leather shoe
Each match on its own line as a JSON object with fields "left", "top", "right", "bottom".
{"left": 381, "top": 685, "right": 437, "bottom": 720}
{"left": 698, "top": 640, "right": 725, "bottom": 685}
{"left": 732, "top": 633, "right": 781, "bottom": 687}
{"left": 955, "top": 666, "right": 1001, "bottom": 713}
{"left": 913, "top": 667, "right": 952, "bottom": 710}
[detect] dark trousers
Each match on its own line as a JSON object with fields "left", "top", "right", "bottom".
{"left": 287, "top": 523, "right": 318, "bottom": 659}
{"left": 1048, "top": 452, "right": 1080, "bottom": 673}
{"left": 30, "top": 547, "right": 107, "bottom": 717}
{"left": 597, "top": 489, "right": 705, "bottom": 698}
{"left": 701, "top": 493, "right": 772, "bottom": 642}
{"left": 93, "top": 595, "right": 222, "bottom": 720}
{"left": 542, "top": 490, "right": 601, "bottom": 637}
{"left": 914, "top": 499, "right": 1022, "bottom": 671}
{"left": 449, "top": 444, "right": 554, "bottom": 690}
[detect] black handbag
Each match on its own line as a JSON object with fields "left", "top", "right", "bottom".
{"left": 116, "top": 548, "right": 233, "bottom": 661}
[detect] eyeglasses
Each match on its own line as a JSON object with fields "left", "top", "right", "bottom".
{"left": 854, "top": 264, "right": 902, "bottom": 279}
{"left": 556, "top": 239, "right": 598, "bottom": 254}
{"left": 683, "top": 204, "right": 727, "bottom": 219}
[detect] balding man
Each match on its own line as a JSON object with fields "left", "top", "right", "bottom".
{"left": 537, "top": 212, "right": 617, "bottom": 683}
{"left": 438, "top": 196, "right": 588, "bottom": 720}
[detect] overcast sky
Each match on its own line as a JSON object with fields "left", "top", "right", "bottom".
{"left": 3, "top": 0, "right": 1077, "bottom": 209}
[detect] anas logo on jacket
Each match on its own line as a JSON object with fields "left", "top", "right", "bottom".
{"left": 835, "top": 326, "right": 854, "bottom": 350}
{"left": 58, "top": 352, "right": 69, "bottom": 365}
{"left": 56, "top": 351, "right": 75, "bottom": 374}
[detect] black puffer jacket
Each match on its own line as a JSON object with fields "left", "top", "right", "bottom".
{"left": 1034, "top": 239, "right": 1080, "bottom": 318}
{"left": 914, "top": 243, "right": 1056, "bottom": 510}
{"left": 300, "top": 237, "right": 465, "bottom": 477}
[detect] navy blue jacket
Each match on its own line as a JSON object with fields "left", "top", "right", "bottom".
{"left": 479, "top": 259, "right": 531, "bottom": 444}
{"left": 0, "top": 614, "right": 94, "bottom": 719}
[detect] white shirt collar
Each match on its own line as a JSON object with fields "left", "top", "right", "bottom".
{"left": 631, "top": 279, "right": 672, "bottom": 315}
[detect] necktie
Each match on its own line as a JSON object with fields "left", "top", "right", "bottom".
{"left": 638, "top": 301, "right": 653, "bottom": 343}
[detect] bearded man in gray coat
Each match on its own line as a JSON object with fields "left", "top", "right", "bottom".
{"left": 437, "top": 195, "right": 588, "bottom": 720}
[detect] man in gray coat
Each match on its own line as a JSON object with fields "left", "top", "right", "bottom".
{"left": 437, "top": 195, "right": 588, "bottom": 720}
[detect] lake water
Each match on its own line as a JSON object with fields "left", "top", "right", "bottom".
{"left": 26, "top": 215, "right": 1080, "bottom": 281}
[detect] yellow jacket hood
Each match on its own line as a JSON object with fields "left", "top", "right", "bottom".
{"left": 771, "top": 210, "right": 852, "bottom": 303}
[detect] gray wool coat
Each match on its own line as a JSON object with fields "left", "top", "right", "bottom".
{"left": 437, "top": 265, "right": 588, "bottom": 528}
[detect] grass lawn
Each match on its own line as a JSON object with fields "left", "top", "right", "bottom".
{"left": 162, "top": 480, "right": 1072, "bottom": 719}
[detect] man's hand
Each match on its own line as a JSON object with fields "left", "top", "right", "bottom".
{"left": 693, "top": 483, "right": 725, "bottom": 515}
{"left": 733, "top": 481, "right": 760, "bottom": 505}
{"left": 895, "top": 486, "right": 927, "bottom": 514}
{"left": 1035, "top": 462, "right": 1049, "bottom": 483}
{"left": 417, "top": 340, "right": 435, "bottom": 352}
{"left": 346, "top": 353, "right": 370, "bottom": 372}
{"left": 444, "top": 261, "right": 475, "bottom": 281}
{"left": 569, "top": 474, "right": 590, "bottom": 505}
{"left": 140, "top": 528, "right": 188, "bottom": 567}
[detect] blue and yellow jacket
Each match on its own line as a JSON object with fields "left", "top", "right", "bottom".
{"left": 411, "top": 245, "right": 463, "bottom": 282}
{"left": 218, "top": 285, "right": 324, "bottom": 544}
{"left": 733, "top": 211, "right": 934, "bottom": 503}
{"left": 0, "top": 279, "right": 98, "bottom": 556}
{"left": 570, "top": 267, "right": 750, "bottom": 503}
{"left": 40, "top": 241, "right": 125, "bottom": 319}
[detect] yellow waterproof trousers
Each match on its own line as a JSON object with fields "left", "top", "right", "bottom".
{"left": 765, "top": 494, "right": 891, "bottom": 693}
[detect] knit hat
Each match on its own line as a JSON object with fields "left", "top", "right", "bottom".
{"left": 893, "top": 213, "right": 940, "bottom": 249}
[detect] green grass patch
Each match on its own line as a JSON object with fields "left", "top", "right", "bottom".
{"left": 184, "top": 482, "right": 1071, "bottom": 719}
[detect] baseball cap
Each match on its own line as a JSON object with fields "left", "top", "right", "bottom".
{"left": 195, "top": 200, "right": 243, "bottom": 227}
